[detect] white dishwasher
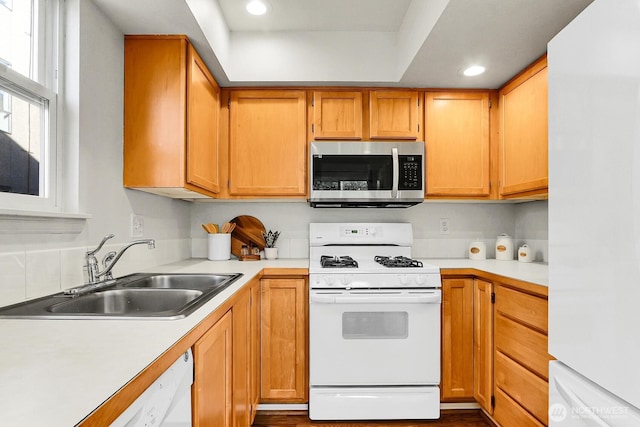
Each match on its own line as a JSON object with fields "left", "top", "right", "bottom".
{"left": 110, "top": 349, "right": 193, "bottom": 427}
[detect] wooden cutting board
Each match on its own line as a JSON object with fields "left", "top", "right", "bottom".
{"left": 229, "top": 215, "right": 266, "bottom": 257}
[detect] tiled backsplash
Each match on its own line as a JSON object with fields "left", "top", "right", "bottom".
{"left": 0, "top": 238, "right": 191, "bottom": 307}
{"left": 192, "top": 236, "right": 548, "bottom": 262}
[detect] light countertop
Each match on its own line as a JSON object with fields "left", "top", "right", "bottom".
{"left": 423, "top": 258, "right": 548, "bottom": 287}
{"left": 0, "top": 257, "right": 545, "bottom": 426}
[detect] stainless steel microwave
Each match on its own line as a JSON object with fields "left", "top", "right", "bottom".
{"left": 309, "top": 141, "right": 425, "bottom": 208}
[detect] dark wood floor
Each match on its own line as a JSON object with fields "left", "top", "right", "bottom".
{"left": 252, "top": 410, "right": 494, "bottom": 427}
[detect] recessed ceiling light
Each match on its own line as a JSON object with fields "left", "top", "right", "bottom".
{"left": 463, "top": 65, "right": 486, "bottom": 77}
{"left": 246, "top": 0, "right": 268, "bottom": 16}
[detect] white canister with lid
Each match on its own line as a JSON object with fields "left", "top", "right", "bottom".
{"left": 495, "top": 234, "right": 514, "bottom": 261}
{"left": 468, "top": 241, "right": 486, "bottom": 260}
{"left": 518, "top": 244, "right": 533, "bottom": 263}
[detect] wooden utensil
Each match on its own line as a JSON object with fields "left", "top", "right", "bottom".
{"left": 229, "top": 215, "right": 266, "bottom": 257}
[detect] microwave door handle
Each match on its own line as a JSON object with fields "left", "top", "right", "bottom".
{"left": 391, "top": 147, "right": 399, "bottom": 198}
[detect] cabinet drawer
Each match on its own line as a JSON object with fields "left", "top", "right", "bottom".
{"left": 495, "top": 314, "right": 549, "bottom": 379}
{"left": 496, "top": 285, "right": 547, "bottom": 332}
{"left": 493, "top": 387, "right": 545, "bottom": 427}
{"left": 495, "top": 351, "right": 548, "bottom": 424}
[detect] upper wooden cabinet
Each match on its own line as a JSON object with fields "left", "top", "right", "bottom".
{"left": 312, "top": 91, "right": 363, "bottom": 139}
{"left": 123, "top": 35, "right": 220, "bottom": 198}
{"left": 228, "top": 90, "right": 307, "bottom": 197}
{"left": 425, "top": 91, "right": 491, "bottom": 197}
{"left": 499, "top": 56, "right": 548, "bottom": 199}
{"left": 369, "top": 90, "right": 422, "bottom": 140}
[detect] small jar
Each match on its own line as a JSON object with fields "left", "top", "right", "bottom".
{"left": 251, "top": 245, "right": 260, "bottom": 256}
{"left": 240, "top": 244, "right": 249, "bottom": 256}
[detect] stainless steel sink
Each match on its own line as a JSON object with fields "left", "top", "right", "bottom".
{"left": 47, "top": 289, "right": 203, "bottom": 316}
{"left": 121, "top": 274, "right": 232, "bottom": 291}
{"left": 0, "top": 273, "right": 243, "bottom": 320}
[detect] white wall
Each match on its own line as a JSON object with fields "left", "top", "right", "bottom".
{"left": 191, "top": 201, "right": 520, "bottom": 260}
{"left": 0, "top": 0, "right": 192, "bottom": 307}
{"left": 514, "top": 200, "right": 549, "bottom": 263}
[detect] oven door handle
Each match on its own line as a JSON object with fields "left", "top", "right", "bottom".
{"left": 310, "top": 293, "right": 441, "bottom": 304}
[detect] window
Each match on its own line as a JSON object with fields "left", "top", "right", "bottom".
{"left": 0, "top": 0, "right": 60, "bottom": 211}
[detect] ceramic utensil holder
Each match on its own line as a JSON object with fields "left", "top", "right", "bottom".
{"left": 208, "top": 233, "right": 231, "bottom": 260}
{"left": 264, "top": 247, "right": 278, "bottom": 260}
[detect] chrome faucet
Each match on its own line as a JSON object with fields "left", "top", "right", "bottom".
{"left": 66, "top": 234, "right": 156, "bottom": 296}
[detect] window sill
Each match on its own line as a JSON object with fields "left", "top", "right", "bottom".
{"left": 0, "top": 209, "right": 91, "bottom": 234}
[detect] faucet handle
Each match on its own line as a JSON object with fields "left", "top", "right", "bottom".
{"left": 87, "top": 234, "right": 115, "bottom": 256}
{"left": 102, "top": 251, "right": 117, "bottom": 269}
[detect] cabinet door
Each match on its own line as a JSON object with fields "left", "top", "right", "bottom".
{"left": 441, "top": 278, "right": 474, "bottom": 401}
{"left": 425, "top": 92, "right": 491, "bottom": 197}
{"left": 312, "top": 91, "right": 363, "bottom": 139}
{"left": 229, "top": 90, "right": 307, "bottom": 196}
{"left": 123, "top": 36, "right": 187, "bottom": 189}
{"left": 473, "top": 278, "right": 494, "bottom": 414}
{"left": 499, "top": 57, "right": 548, "bottom": 198}
{"left": 260, "top": 278, "right": 308, "bottom": 402}
{"left": 193, "top": 310, "right": 233, "bottom": 427}
{"left": 249, "top": 281, "right": 261, "bottom": 422}
{"left": 233, "top": 288, "right": 251, "bottom": 427}
{"left": 187, "top": 44, "right": 220, "bottom": 193}
{"left": 369, "top": 90, "right": 420, "bottom": 139}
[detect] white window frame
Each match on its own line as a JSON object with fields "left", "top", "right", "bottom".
{"left": 0, "top": 0, "right": 62, "bottom": 213}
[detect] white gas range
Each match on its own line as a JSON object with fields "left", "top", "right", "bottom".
{"left": 308, "top": 223, "right": 442, "bottom": 421}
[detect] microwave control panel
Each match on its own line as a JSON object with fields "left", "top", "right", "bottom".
{"left": 398, "top": 156, "right": 423, "bottom": 190}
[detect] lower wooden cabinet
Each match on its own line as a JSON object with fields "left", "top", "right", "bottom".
{"left": 494, "top": 282, "right": 550, "bottom": 426}
{"left": 441, "top": 273, "right": 549, "bottom": 426}
{"left": 232, "top": 281, "right": 259, "bottom": 426}
{"left": 193, "top": 281, "right": 260, "bottom": 427}
{"left": 249, "top": 281, "right": 261, "bottom": 418}
{"left": 193, "top": 310, "right": 233, "bottom": 427}
{"left": 473, "top": 278, "right": 494, "bottom": 413}
{"left": 260, "top": 277, "right": 308, "bottom": 402}
{"left": 441, "top": 277, "right": 474, "bottom": 400}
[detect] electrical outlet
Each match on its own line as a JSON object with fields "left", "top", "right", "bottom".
{"left": 131, "top": 214, "right": 144, "bottom": 238}
{"left": 439, "top": 218, "right": 450, "bottom": 235}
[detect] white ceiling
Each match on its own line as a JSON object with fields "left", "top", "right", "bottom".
{"left": 217, "top": 0, "right": 413, "bottom": 32}
{"left": 92, "top": 0, "right": 594, "bottom": 89}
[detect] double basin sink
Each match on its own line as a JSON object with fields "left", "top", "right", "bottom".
{"left": 0, "top": 273, "right": 243, "bottom": 320}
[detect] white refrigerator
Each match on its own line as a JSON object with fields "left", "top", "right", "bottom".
{"left": 548, "top": 0, "right": 640, "bottom": 425}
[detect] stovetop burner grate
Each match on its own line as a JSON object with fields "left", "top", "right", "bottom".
{"left": 320, "top": 255, "right": 359, "bottom": 268}
{"left": 374, "top": 255, "right": 423, "bottom": 268}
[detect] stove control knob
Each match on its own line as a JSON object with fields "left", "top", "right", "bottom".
{"left": 324, "top": 275, "right": 335, "bottom": 286}
{"left": 342, "top": 274, "right": 353, "bottom": 286}
{"left": 415, "top": 275, "right": 426, "bottom": 285}
{"left": 399, "top": 274, "right": 409, "bottom": 285}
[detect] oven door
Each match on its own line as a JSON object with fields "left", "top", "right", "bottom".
{"left": 309, "top": 288, "right": 441, "bottom": 386}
